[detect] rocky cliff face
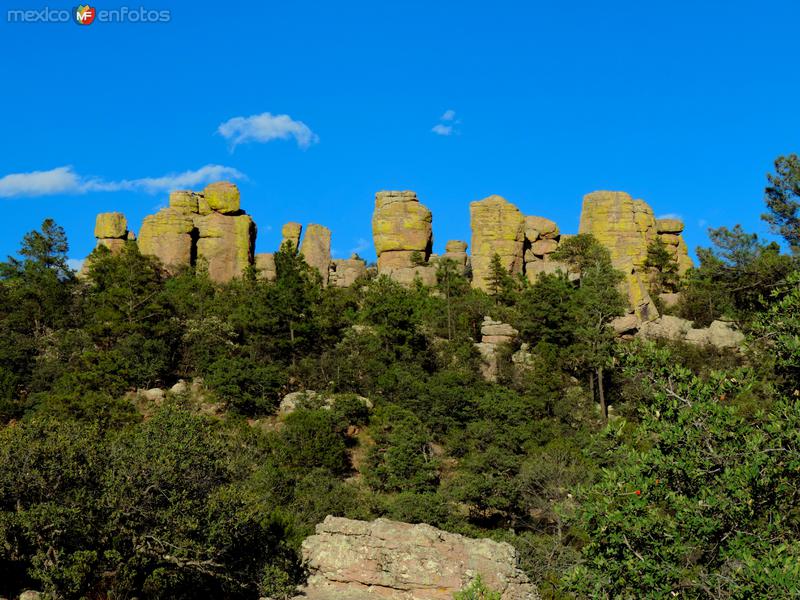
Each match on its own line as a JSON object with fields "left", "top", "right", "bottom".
{"left": 300, "top": 224, "right": 333, "bottom": 285}
{"left": 295, "top": 516, "right": 539, "bottom": 600}
{"left": 94, "top": 212, "right": 132, "bottom": 254}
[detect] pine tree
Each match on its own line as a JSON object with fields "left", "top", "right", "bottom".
{"left": 763, "top": 154, "right": 800, "bottom": 253}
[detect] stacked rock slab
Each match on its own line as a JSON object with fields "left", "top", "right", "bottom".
{"left": 330, "top": 256, "right": 367, "bottom": 287}
{"left": 470, "top": 195, "right": 525, "bottom": 291}
{"left": 440, "top": 240, "right": 470, "bottom": 275}
{"left": 138, "top": 182, "right": 256, "bottom": 282}
{"left": 300, "top": 224, "right": 333, "bottom": 285}
{"left": 656, "top": 218, "right": 693, "bottom": 275}
{"left": 295, "top": 516, "right": 539, "bottom": 600}
{"left": 475, "top": 316, "right": 519, "bottom": 382}
{"left": 523, "top": 215, "right": 566, "bottom": 281}
{"left": 281, "top": 222, "right": 303, "bottom": 251}
{"left": 94, "top": 212, "right": 131, "bottom": 254}
{"left": 579, "top": 191, "right": 659, "bottom": 320}
{"left": 372, "top": 190, "right": 435, "bottom": 285}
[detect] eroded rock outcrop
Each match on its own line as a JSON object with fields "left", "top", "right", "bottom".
{"left": 295, "top": 516, "right": 538, "bottom": 600}
{"left": 470, "top": 195, "right": 525, "bottom": 291}
{"left": 440, "top": 240, "right": 470, "bottom": 274}
{"left": 282, "top": 222, "right": 303, "bottom": 250}
{"left": 579, "top": 191, "right": 660, "bottom": 320}
{"left": 656, "top": 218, "right": 693, "bottom": 275}
{"left": 301, "top": 224, "right": 332, "bottom": 285}
{"left": 94, "top": 212, "right": 131, "bottom": 254}
{"left": 330, "top": 256, "right": 367, "bottom": 287}
{"left": 137, "top": 182, "right": 256, "bottom": 282}
{"left": 255, "top": 253, "right": 277, "bottom": 281}
{"left": 372, "top": 190, "right": 435, "bottom": 284}
{"left": 638, "top": 315, "right": 745, "bottom": 349}
{"left": 523, "top": 215, "right": 565, "bottom": 282}
{"left": 475, "top": 316, "right": 519, "bottom": 382}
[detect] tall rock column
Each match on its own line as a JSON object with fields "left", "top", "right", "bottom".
{"left": 300, "top": 224, "right": 332, "bottom": 285}
{"left": 523, "top": 215, "right": 565, "bottom": 281}
{"left": 372, "top": 190, "right": 435, "bottom": 285}
{"left": 579, "top": 191, "right": 658, "bottom": 320}
{"left": 470, "top": 195, "right": 525, "bottom": 290}
{"left": 138, "top": 205, "right": 195, "bottom": 271}
{"left": 281, "top": 222, "right": 303, "bottom": 251}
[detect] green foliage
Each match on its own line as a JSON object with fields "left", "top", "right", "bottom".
{"left": 363, "top": 405, "right": 439, "bottom": 493}
{"left": 679, "top": 225, "right": 794, "bottom": 326}
{"left": 563, "top": 343, "right": 800, "bottom": 598}
{"left": 764, "top": 153, "right": 800, "bottom": 253}
{"left": 453, "top": 574, "right": 502, "bottom": 599}
{"left": 644, "top": 237, "right": 679, "bottom": 293}
{"left": 487, "top": 253, "right": 518, "bottom": 305}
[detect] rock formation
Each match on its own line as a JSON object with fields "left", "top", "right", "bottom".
{"left": 255, "top": 253, "right": 277, "bottom": 281}
{"left": 282, "top": 222, "right": 303, "bottom": 250}
{"left": 295, "top": 516, "right": 539, "bottom": 600}
{"left": 137, "top": 182, "right": 256, "bottom": 282}
{"left": 638, "top": 315, "right": 744, "bottom": 349}
{"left": 656, "top": 218, "right": 693, "bottom": 275}
{"left": 94, "top": 212, "right": 131, "bottom": 253}
{"left": 470, "top": 195, "right": 525, "bottom": 291}
{"left": 330, "top": 256, "right": 367, "bottom": 287}
{"left": 579, "top": 191, "right": 660, "bottom": 320}
{"left": 300, "top": 224, "right": 332, "bottom": 285}
{"left": 372, "top": 190, "right": 436, "bottom": 284}
{"left": 440, "top": 240, "right": 470, "bottom": 274}
{"left": 523, "top": 215, "right": 565, "bottom": 281}
{"left": 475, "top": 316, "right": 519, "bottom": 381}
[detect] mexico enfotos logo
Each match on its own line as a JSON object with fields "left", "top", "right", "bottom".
{"left": 7, "top": 5, "right": 171, "bottom": 24}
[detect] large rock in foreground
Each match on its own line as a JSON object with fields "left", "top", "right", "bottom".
{"left": 296, "top": 516, "right": 538, "bottom": 600}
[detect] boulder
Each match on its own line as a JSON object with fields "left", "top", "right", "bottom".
{"left": 139, "top": 388, "right": 165, "bottom": 402}
{"left": 94, "top": 212, "right": 128, "bottom": 239}
{"left": 296, "top": 516, "right": 539, "bottom": 600}
{"left": 330, "top": 256, "right": 367, "bottom": 287}
{"left": 169, "top": 190, "right": 200, "bottom": 213}
{"left": 658, "top": 292, "right": 681, "bottom": 309}
{"left": 524, "top": 215, "right": 559, "bottom": 240}
{"left": 202, "top": 181, "right": 240, "bottom": 214}
{"left": 169, "top": 380, "right": 189, "bottom": 395}
{"left": 195, "top": 212, "right": 256, "bottom": 283}
{"left": 255, "top": 253, "right": 277, "bottom": 281}
{"left": 19, "top": 592, "right": 43, "bottom": 600}
{"left": 372, "top": 191, "right": 433, "bottom": 275}
{"left": 579, "top": 191, "right": 659, "bottom": 320}
{"left": 704, "top": 320, "right": 745, "bottom": 349}
{"left": 481, "top": 316, "right": 518, "bottom": 339}
{"left": 530, "top": 238, "right": 559, "bottom": 256}
{"left": 279, "top": 391, "right": 372, "bottom": 416}
{"left": 382, "top": 265, "right": 437, "bottom": 287}
{"left": 656, "top": 218, "right": 684, "bottom": 234}
{"left": 525, "top": 256, "right": 569, "bottom": 282}
{"left": 281, "top": 222, "right": 303, "bottom": 250}
{"left": 442, "top": 240, "right": 470, "bottom": 273}
{"left": 300, "top": 224, "right": 332, "bottom": 285}
{"left": 470, "top": 195, "right": 525, "bottom": 291}
{"left": 611, "top": 313, "right": 640, "bottom": 334}
{"left": 638, "top": 315, "right": 693, "bottom": 341}
{"left": 138, "top": 207, "right": 195, "bottom": 270}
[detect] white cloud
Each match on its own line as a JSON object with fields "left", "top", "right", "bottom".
{"left": 432, "top": 124, "right": 454, "bottom": 136}
{"left": 0, "top": 166, "right": 81, "bottom": 198}
{"left": 657, "top": 212, "right": 683, "bottom": 220}
{"left": 0, "top": 164, "right": 245, "bottom": 198}
{"left": 217, "top": 112, "right": 319, "bottom": 150}
{"left": 432, "top": 109, "right": 460, "bottom": 136}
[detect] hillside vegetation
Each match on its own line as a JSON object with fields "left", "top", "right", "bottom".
{"left": 1, "top": 156, "right": 799, "bottom": 599}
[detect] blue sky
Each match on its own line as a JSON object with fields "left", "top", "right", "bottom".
{"left": 1, "top": 0, "right": 798, "bottom": 266}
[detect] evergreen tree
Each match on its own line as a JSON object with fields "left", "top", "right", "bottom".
{"left": 763, "top": 153, "right": 800, "bottom": 253}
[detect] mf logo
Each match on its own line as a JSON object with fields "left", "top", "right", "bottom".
{"left": 73, "top": 5, "right": 96, "bottom": 25}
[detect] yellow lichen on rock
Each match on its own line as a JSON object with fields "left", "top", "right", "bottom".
{"left": 203, "top": 181, "right": 240, "bottom": 214}
{"left": 137, "top": 208, "right": 195, "bottom": 270}
{"left": 470, "top": 195, "right": 525, "bottom": 291}
{"left": 281, "top": 222, "right": 303, "bottom": 250}
{"left": 94, "top": 212, "right": 128, "bottom": 239}
{"left": 579, "top": 191, "right": 658, "bottom": 320}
